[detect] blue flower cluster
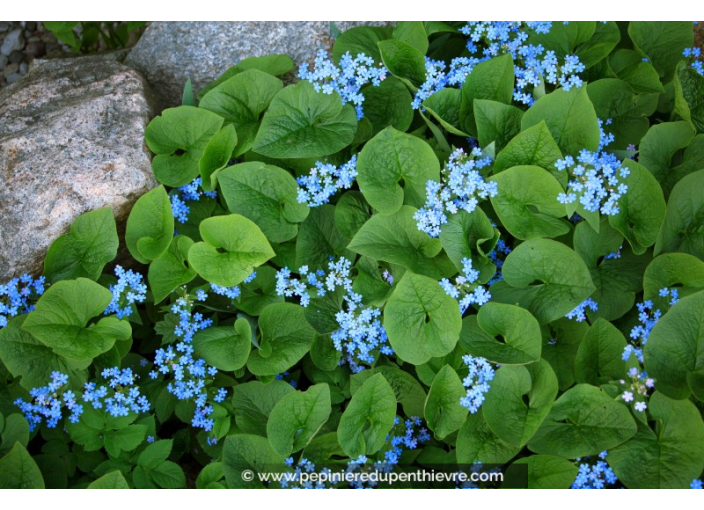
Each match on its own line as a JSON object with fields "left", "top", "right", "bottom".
{"left": 683, "top": 47, "right": 703, "bottom": 76}
{"left": 275, "top": 371, "right": 298, "bottom": 389}
{"left": 296, "top": 155, "right": 358, "bottom": 207}
{"left": 298, "top": 50, "right": 387, "bottom": 119}
{"left": 565, "top": 298, "right": 598, "bottom": 322}
{"left": 0, "top": 274, "right": 46, "bottom": 328}
{"left": 83, "top": 367, "right": 150, "bottom": 417}
{"left": 439, "top": 258, "right": 491, "bottom": 314}
{"left": 555, "top": 120, "right": 630, "bottom": 216}
{"left": 460, "top": 355, "right": 495, "bottom": 413}
{"left": 104, "top": 265, "right": 147, "bottom": 319}
{"left": 571, "top": 451, "right": 618, "bottom": 489}
{"left": 15, "top": 372, "right": 82, "bottom": 431}
{"left": 276, "top": 257, "right": 393, "bottom": 372}
{"left": 170, "top": 177, "right": 218, "bottom": 224}
{"left": 415, "top": 147, "right": 496, "bottom": 237}
{"left": 412, "top": 22, "right": 585, "bottom": 108}
{"left": 149, "top": 297, "right": 221, "bottom": 432}
{"left": 623, "top": 288, "right": 678, "bottom": 363}
{"left": 692, "top": 479, "right": 703, "bottom": 489}
{"left": 210, "top": 271, "right": 257, "bottom": 300}
{"left": 619, "top": 367, "right": 654, "bottom": 413}
{"left": 487, "top": 237, "right": 512, "bottom": 285}
{"left": 603, "top": 245, "right": 622, "bottom": 260}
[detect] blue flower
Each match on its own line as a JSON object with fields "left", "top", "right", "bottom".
{"left": 83, "top": 367, "right": 150, "bottom": 418}
{"left": 571, "top": 452, "right": 618, "bottom": 489}
{"left": 459, "top": 355, "right": 494, "bottom": 413}
{"left": 565, "top": 298, "right": 598, "bottom": 322}
{"left": 14, "top": 372, "right": 82, "bottom": 431}
{"left": 440, "top": 258, "right": 491, "bottom": 314}
{"left": 692, "top": 479, "right": 703, "bottom": 489}
{"left": 104, "top": 266, "right": 147, "bottom": 319}
{"left": 297, "top": 155, "right": 358, "bottom": 207}
{"left": 298, "top": 50, "right": 387, "bottom": 119}
{"left": 1, "top": 274, "right": 46, "bottom": 328}
{"left": 170, "top": 177, "right": 218, "bottom": 224}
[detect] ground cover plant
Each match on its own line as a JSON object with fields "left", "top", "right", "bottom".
{"left": 2, "top": 20, "right": 704, "bottom": 489}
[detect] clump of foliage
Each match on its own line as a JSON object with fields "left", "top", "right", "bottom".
{"left": 43, "top": 21, "right": 147, "bottom": 53}
{"left": 2, "top": 21, "right": 704, "bottom": 490}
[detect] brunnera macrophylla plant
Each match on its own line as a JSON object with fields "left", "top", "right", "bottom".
{"left": 1, "top": 21, "right": 704, "bottom": 490}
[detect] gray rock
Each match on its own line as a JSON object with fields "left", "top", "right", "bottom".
{"left": 0, "top": 55, "right": 7, "bottom": 69}
{"left": 1, "top": 28, "right": 24, "bottom": 56}
{"left": 4, "top": 62, "right": 19, "bottom": 75}
{"left": 0, "top": 55, "right": 158, "bottom": 281}
{"left": 126, "top": 21, "right": 393, "bottom": 106}
{"left": 5, "top": 73, "right": 21, "bottom": 85}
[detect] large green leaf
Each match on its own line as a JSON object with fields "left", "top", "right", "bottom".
{"left": 363, "top": 77, "right": 414, "bottom": 135}
{"left": 22, "top": 278, "right": 131, "bottom": 361}
{"left": 521, "top": 87, "right": 601, "bottom": 156}
{"left": 148, "top": 235, "right": 197, "bottom": 304}
{"left": 87, "top": 471, "right": 130, "bottom": 489}
{"left": 145, "top": 106, "right": 224, "bottom": 186}
{"left": 474, "top": 99, "right": 524, "bottom": 151}
{"left": 628, "top": 21, "right": 693, "bottom": 80}
{"left": 378, "top": 39, "right": 427, "bottom": 88}
{"left": 0, "top": 443, "right": 45, "bottom": 489}
{"left": 218, "top": 162, "right": 309, "bottom": 243}
{"left": 348, "top": 206, "right": 456, "bottom": 279}
{"left": 267, "top": 383, "right": 331, "bottom": 457}
{"left": 222, "top": 434, "right": 286, "bottom": 489}
{"left": 356, "top": 127, "right": 439, "bottom": 214}
{"left": 459, "top": 302, "right": 541, "bottom": 365}
{"left": 674, "top": 60, "right": 704, "bottom": 134}
{"left": 489, "top": 165, "right": 570, "bottom": 240}
{"left": 199, "top": 69, "right": 283, "bottom": 155}
{"left": 384, "top": 272, "right": 462, "bottom": 365}
{"left": 192, "top": 319, "right": 251, "bottom": 372}
{"left": 295, "top": 204, "right": 353, "bottom": 270}
{"left": 43, "top": 207, "right": 118, "bottom": 283}
{"left": 247, "top": 303, "right": 316, "bottom": 376}
{"left": 438, "top": 208, "right": 498, "bottom": 280}
{"left": 424, "top": 365, "right": 467, "bottom": 439}
{"left": 253, "top": 81, "right": 357, "bottom": 158}
{"left": 574, "top": 318, "right": 627, "bottom": 386}
{"left": 610, "top": 392, "right": 704, "bottom": 488}
{"left": 491, "top": 239, "right": 595, "bottom": 324}
{"left": 460, "top": 54, "right": 515, "bottom": 135}
{"left": 125, "top": 186, "right": 174, "bottom": 264}
{"left": 654, "top": 169, "right": 704, "bottom": 259}
{"left": 643, "top": 253, "right": 704, "bottom": 301}
{"left": 350, "top": 365, "right": 427, "bottom": 419}
{"left": 188, "top": 214, "right": 275, "bottom": 287}
{"left": 337, "top": 373, "right": 396, "bottom": 458}
{"left": 456, "top": 411, "right": 521, "bottom": 464}
{"left": 644, "top": 290, "right": 704, "bottom": 400}
{"left": 504, "top": 455, "right": 579, "bottom": 489}
{"left": 231, "top": 380, "right": 296, "bottom": 435}
{"left": 528, "top": 384, "right": 637, "bottom": 458}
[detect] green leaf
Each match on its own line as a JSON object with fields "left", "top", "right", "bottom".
{"left": 188, "top": 214, "right": 275, "bottom": 287}
{"left": 247, "top": 303, "right": 316, "bottom": 376}
{"left": 87, "top": 470, "right": 130, "bottom": 489}
{"left": 529, "top": 21, "right": 596, "bottom": 59}
{"left": 643, "top": 253, "right": 704, "bottom": 301}
{"left": 392, "top": 21, "right": 428, "bottom": 54}
{"left": 609, "top": 392, "right": 704, "bottom": 488}
{"left": 438, "top": 208, "right": 498, "bottom": 280}
{"left": 378, "top": 39, "right": 427, "bottom": 88}
{"left": 145, "top": 106, "right": 224, "bottom": 186}
{"left": 0, "top": 414, "right": 29, "bottom": 457}
{"left": 654, "top": 169, "right": 704, "bottom": 259}
{"left": 198, "top": 124, "right": 237, "bottom": 191}
{"left": 423, "top": 88, "right": 467, "bottom": 136}
{"left": 348, "top": 206, "right": 456, "bottom": 279}
{"left": 232, "top": 380, "right": 296, "bottom": 435}
{"left": 151, "top": 461, "right": 186, "bottom": 489}
{"left": 362, "top": 77, "right": 414, "bottom": 135}
{"left": 608, "top": 159, "right": 666, "bottom": 255}
{"left": 638, "top": 121, "right": 695, "bottom": 188}
{"left": 504, "top": 455, "right": 579, "bottom": 489}
{"left": 350, "top": 365, "right": 427, "bottom": 418}
{"left": 200, "top": 69, "right": 283, "bottom": 156}
{"left": 333, "top": 25, "right": 393, "bottom": 63}
{"left": 223, "top": 434, "right": 286, "bottom": 489}
{"left": 474, "top": 99, "right": 523, "bottom": 151}
{"left": 22, "top": 278, "right": 131, "bottom": 361}
{"left": 198, "top": 54, "right": 294, "bottom": 99}
{"left": 295, "top": 204, "right": 353, "bottom": 270}
{"left": 103, "top": 425, "right": 147, "bottom": 458}
{"left": 674, "top": 60, "right": 704, "bottom": 133}
{"left": 586, "top": 78, "right": 658, "bottom": 119}
{"left": 609, "top": 49, "right": 666, "bottom": 94}
{"left": 125, "top": 186, "right": 174, "bottom": 264}
{"left": 337, "top": 373, "right": 396, "bottom": 458}
{"left": 334, "top": 191, "right": 372, "bottom": 239}
{"left": 644, "top": 290, "right": 704, "bottom": 400}
{"left": 491, "top": 239, "right": 595, "bottom": 324}
{"left": 253, "top": 81, "right": 357, "bottom": 159}
{"left": 528, "top": 384, "right": 637, "bottom": 458}
{"left": 424, "top": 365, "right": 467, "bottom": 439}
{"left": 0, "top": 316, "right": 89, "bottom": 390}
{"left": 489, "top": 165, "right": 570, "bottom": 240}
{"left": 267, "top": 383, "right": 331, "bottom": 457}
{"left": 0, "top": 443, "right": 45, "bottom": 488}
{"left": 148, "top": 235, "right": 197, "bottom": 304}
{"left": 521, "top": 87, "right": 601, "bottom": 156}
{"left": 196, "top": 462, "right": 224, "bottom": 489}
{"left": 575, "top": 21, "right": 621, "bottom": 68}
{"left": 493, "top": 121, "right": 565, "bottom": 186}
{"left": 356, "top": 127, "right": 440, "bottom": 214}
{"left": 574, "top": 319, "right": 627, "bottom": 385}
{"left": 483, "top": 360, "right": 558, "bottom": 447}
{"left": 384, "top": 272, "right": 462, "bottom": 365}
{"left": 459, "top": 302, "right": 542, "bottom": 365}
{"left": 182, "top": 78, "right": 196, "bottom": 106}
{"left": 43, "top": 207, "right": 118, "bottom": 283}
{"left": 138, "top": 439, "right": 173, "bottom": 470}
{"left": 628, "top": 21, "right": 693, "bottom": 80}
{"left": 456, "top": 411, "right": 521, "bottom": 464}
{"left": 460, "top": 54, "right": 515, "bottom": 135}
{"left": 218, "top": 162, "right": 309, "bottom": 243}
{"left": 193, "top": 320, "right": 251, "bottom": 372}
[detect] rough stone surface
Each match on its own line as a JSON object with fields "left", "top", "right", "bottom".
{"left": 126, "top": 21, "right": 393, "bottom": 107}
{"left": 0, "top": 55, "right": 158, "bottom": 281}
